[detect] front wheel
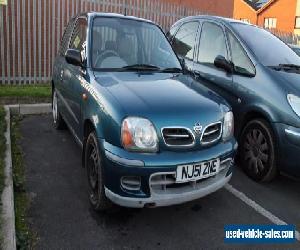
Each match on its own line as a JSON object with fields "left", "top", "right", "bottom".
{"left": 85, "top": 131, "right": 112, "bottom": 211}
{"left": 240, "top": 119, "right": 278, "bottom": 182}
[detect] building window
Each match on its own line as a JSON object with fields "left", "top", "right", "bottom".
{"left": 295, "top": 17, "right": 300, "bottom": 28}
{"left": 264, "top": 18, "right": 277, "bottom": 29}
{"left": 240, "top": 18, "right": 251, "bottom": 24}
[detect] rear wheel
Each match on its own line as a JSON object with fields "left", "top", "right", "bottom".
{"left": 85, "top": 131, "right": 112, "bottom": 211}
{"left": 240, "top": 119, "right": 278, "bottom": 182}
{"left": 52, "top": 89, "right": 66, "bottom": 130}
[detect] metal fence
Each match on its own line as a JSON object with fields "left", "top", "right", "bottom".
{"left": 0, "top": 0, "right": 208, "bottom": 84}
{"left": 269, "top": 29, "right": 300, "bottom": 45}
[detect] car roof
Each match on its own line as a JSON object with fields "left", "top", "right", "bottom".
{"left": 75, "top": 12, "right": 155, "bottom": 25}
{"left": 173, "top": 15, "right": 253, "bottom": 28}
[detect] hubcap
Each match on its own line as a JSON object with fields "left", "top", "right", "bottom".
{"left": 244, "top": 129, "right": 269, "bottom": 174}
{"left": 52, "top": 92, "right": 58, "bottom": 123}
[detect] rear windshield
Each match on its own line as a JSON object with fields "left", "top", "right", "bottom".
{"left": 231, "top": 23, "right": 300, "bottom": 67}
{"left": 91, "top": 17, "right": 181, "bottom": 70}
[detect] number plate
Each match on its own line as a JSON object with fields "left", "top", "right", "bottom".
{"left": 176, "top": 158, "right": 220, "bottom": 183}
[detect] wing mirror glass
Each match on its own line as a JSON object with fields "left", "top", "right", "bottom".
{"left": 214, "top": 55, "right": 233, "bottom": 73}
{"left": 65, "top": 49, "right": 83, "bottom": 67}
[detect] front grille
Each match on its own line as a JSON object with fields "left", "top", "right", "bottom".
{"left": 162, "top": 127, "right": 194, "bottom": 146}
{"left": 201, "top": 122, "right": 222, "bottom": 145}
{"left": 150, "top": 173, "right": 213, "bottom": 194}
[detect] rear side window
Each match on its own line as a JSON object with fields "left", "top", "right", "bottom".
{"left": 197, "top": 22, "right": 227, "bottom": 65}
{"left": 172, "top": 22, "right": 199, "bottom": 60}
{"left": 227, "top": 31, "right": 255, "bottom": 76}
{"left": 60, "top": 19, "right": 74, "bottom": 56}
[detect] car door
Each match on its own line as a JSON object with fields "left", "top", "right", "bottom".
{"left": 63, "top": 17, "right": 88, "bottom": 137}
{"left": 54, "top": 19, "right": 75, "bottom": 122}
{"left": 192, "top": 21, "right": 236, "bottom": 107}
{"left": 226, "top": 29, "right": 256, "bottom": 134}
{"left": 171, "top": 21, "right": 200, "bottom": 72}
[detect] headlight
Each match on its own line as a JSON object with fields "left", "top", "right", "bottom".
{"left": 287, "top": 94, "right": 300, "bottom": 117}
{"left": 121, "top": 117, "right": 158, "bottom": 152}
{"left": 222, "top": 111, "right": 234, "bottom": 141}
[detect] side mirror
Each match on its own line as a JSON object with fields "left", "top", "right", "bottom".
{"left": 65, "top": 49, "right": 82, "bottom": 67}
{"left": 214, "top": 55, "right": 233, "bottom": 73}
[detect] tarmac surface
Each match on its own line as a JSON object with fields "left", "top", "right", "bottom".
{"left": 20, "top": 115, "right": 300, "bottom": 249}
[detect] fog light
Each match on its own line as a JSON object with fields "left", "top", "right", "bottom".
{"left": 121, "top": 176, "right": 141, "bottom": 191}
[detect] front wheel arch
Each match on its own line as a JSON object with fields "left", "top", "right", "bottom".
{"left": 82, "top": 119, "right": 96, "bottom": 168}
{"left": 239, "top": 108, "right": 276, "bottom": 138}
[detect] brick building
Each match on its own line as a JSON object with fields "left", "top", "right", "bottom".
{"left": 163, "top": 0, "right": 234, "bottom": 17}
{"left": 233, "top": 0, "right": 258, "bottom": 24}
{"left": 234, "top": 0, "right": 300, "bottom": 34}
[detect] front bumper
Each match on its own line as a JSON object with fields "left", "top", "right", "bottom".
{"left": 274, "top": 123, "right": 300, "bottom": 176}
{"left": 105, "top": 164, "right": 232, "bottom": 208}
{"left": 99, "top": 138, "right": 237, "bottom": 208}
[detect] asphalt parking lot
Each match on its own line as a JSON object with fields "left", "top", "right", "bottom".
{"left": 20, "top": 115, "right": 300, "bottom": 249}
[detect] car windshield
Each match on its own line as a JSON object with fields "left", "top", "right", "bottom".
{"left": 91, "top": 17, "right": 181, "bottom": 71}
{"left": 292, "top": 47, "right": 300, "bottom": 57}
{"left": 231, "top": 23, "right": 300, "bottom": 67}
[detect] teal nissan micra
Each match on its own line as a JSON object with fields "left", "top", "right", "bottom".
{"left": 52, "top": 12, "right": 237, "bottom": 210}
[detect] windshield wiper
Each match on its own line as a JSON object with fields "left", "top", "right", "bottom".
{"left": 269, "top": 64, "right": 300, "bottom": 71}
{"left": 159, "top": 67, "right": 182, "bottom": 73}
{"left": 121, "top": 64, "right": 160, "bottom": 71}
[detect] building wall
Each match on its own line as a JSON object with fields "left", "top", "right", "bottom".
{"left": 233, "top": 0, "right": 257, "bottom": 24}
{"left": 294, "top": 0, "right": 300, "bottom": 34}
{"left": 257, "top": 0, "right": 297, "bottom": 33}
{"left": 163, "top": 0, "right": 234, "bottom": 17}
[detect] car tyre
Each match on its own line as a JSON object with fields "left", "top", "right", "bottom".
{"left": 85, "top": 131, "right": 112, "bottom": 211}
{"left": 52, "top": 89, "right": 66, "bottom": 130}
{"left": 240, "top": 119, "right": 278, "bottom": 182}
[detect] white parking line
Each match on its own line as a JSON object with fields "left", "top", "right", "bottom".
{"left": 225, "top": 184, "right": 300, "bottom": 241}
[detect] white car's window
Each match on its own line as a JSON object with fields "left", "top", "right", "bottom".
{"left": 198, "top": 22, "right": 227, "bottom": 66}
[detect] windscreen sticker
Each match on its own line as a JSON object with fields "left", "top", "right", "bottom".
{"left": 73, "top": 35, "right": 81, "bottom": 49}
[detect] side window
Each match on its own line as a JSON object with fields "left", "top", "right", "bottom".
{"left": 197, "top": 22, "right": 227, "bottom": 66}
{"left": 172, "top": 22, "right": 199, "bottom": 60}
{"left": 60, "top": 19, "right": 74, "bottom": 56}
{"left": 69, "top": 18, "right": 88, "bottom": 60}
{"left": 227, "top": 31, "right": 255, "bottom": 76}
